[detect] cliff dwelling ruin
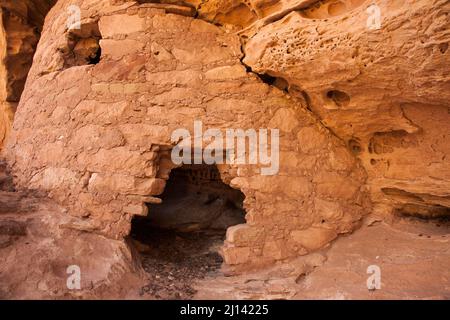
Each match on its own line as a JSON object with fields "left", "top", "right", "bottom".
{"left": 0, "top": 0, "right": 449, "bottom": 300}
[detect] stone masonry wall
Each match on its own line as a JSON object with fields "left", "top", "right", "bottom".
{"left": 5, "top": 0, "right": 370, "bottom": 270}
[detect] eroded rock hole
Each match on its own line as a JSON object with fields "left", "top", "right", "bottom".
{"left": 348, "top": 138, "right": 362, "bottom": 155}
{"left": 394, "top": 205, "right": 450, "bottom": 221}
{"left": 257, "top": 73, "right": 277, "bottom": 85}
{"left": 382, "top": 188, "right": 450, "bottom": 220}
{"left": 130, "top": 164, "right": 246, "bottom": 299}
{"left": 135, "top": 0, "right": 196, "bottom": 7}
{"left": 326, "top": 89, "right": 350, "bottom": 107}
{"left": 300, "top": 0, "right": 366, "bottom": 19}
{"left": 327, "top": 1, "right": 347, "bottom": 16}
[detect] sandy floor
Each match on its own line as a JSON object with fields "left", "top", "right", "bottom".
{"left": 131, "top": 217, "right": 225, "bottom": 300}
{"left": 193, "top": 217, "right": 450, "bottom": 300}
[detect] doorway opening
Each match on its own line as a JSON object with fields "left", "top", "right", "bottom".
{"left": 130, "top": 164, "right": 246, "bottom": 299}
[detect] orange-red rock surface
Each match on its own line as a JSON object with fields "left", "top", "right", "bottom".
{"left": 0, "top": 0, "right": 448, "bottom": 299}
{"left": 4, "top": 0, "right": 370, "bottom": 270}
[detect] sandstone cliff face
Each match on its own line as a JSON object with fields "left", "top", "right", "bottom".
{"left": 0, "top": 0, "right": 448, "bottom": 294}
{"left": 186, "top": 0, "right": 450, "bottom": 220}
{"left": 0, "top": 0, "right": 56, "bottom": 147}
{"left": 238, "top": 0, "right": 450, "bottom": 219}
{"left": 5, "top": 0, "right": 370, "bottom": 270}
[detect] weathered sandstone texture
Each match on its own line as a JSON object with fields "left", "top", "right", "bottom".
{"left": 194, "top": 219, "right": 450, "bottom": 300}
{"left": 0, "top": 0, "right": 449, "bottom": 298}
{"left": 0, "top": 0, "right": 56, "bottom": 147}
{"left": 238, "top": 0, "right": 450, "bottom": 219}
{"left": 5, "top": 0, "right": 370, "bottom": 270}
{"left": 0, "top": 190, "right": 143, "bottom": 299}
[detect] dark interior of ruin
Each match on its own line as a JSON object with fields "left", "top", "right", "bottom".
{"left": 129, "top": 164, "right": 246, "bottom": 299}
